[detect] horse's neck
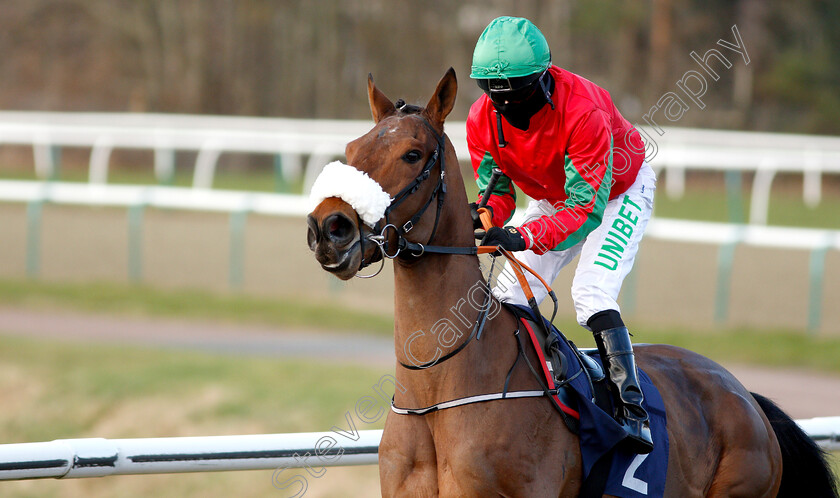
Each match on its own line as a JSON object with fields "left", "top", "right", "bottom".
{"left": 390, "top": 153, "right": 512, "bottom": 403}
{"left": 393, "top": 254, "right": 486, "bottom": 332}
{"left": 390, "top": 186, "right": 485, "bottom": 363}
{"left": 391, "top": 253, "right": 501, "bottom": 401}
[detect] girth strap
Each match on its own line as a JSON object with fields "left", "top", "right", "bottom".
{"left": 390, "top": 389, "right": 554, "bottom": 416}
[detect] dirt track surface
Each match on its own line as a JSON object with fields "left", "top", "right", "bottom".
{"left": 2, "top": 307, "right": 839, "bottom": 420}
{"left": 0, "top": 307, "right": 394, "bottom": 366}
{"left": 2, "top": 204, "right": 840, "bottom": 335}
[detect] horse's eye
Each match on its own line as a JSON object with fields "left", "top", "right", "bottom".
{"left": 402, "top": 150, "right": 423, "bottom": 164}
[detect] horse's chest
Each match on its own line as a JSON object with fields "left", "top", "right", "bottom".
{"left": 380, "top": 428, "right": 520, "bottom": 494}
{"left": 434, "top": 430, "right": 554, "bottom": 494}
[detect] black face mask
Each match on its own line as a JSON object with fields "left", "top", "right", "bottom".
{"left": 489, "top": 73, "right": 555, "bottom": 131}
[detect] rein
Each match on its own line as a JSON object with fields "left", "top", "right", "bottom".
{"left": 349, "top": 101, "right": 564, "bottom": 417}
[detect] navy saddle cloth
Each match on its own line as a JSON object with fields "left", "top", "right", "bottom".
{"left": 508, "top": 304, "right": 669, "bottom": 498}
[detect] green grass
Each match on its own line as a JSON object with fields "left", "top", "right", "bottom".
{"left": 653, "top": 187, "right": 840, "bottom": 229}
{"left": 833, "top": 455, "right": 840, "bottom": 490}
{"left": 635, "top": 327, "right": 840, "bottom": 373}
{"left": 0, "top": 167, "right": 303, "bottom": 193}
{"left": 549, "top": 315, "right": 840, "bottom": 374}
{"left": 0, "top": 334, "right": 385, "bottom": 497}
{"left": 4, "top": 277, "right": 840, "bottom": 374}
{"left": 5, "top": 163, "right": 840, "bottom": 228}
{"left": 0, "top": 335, "right": 388, "bottom": 442}
{"left": 0, "top": 278, "right": 393, "bottom": 336}
{"left": 460, "top": 164, "right": 840, "bottom": 230}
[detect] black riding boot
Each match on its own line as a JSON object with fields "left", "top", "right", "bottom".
{"left": 593, "top": 326, "right": 654, "bottom": 454}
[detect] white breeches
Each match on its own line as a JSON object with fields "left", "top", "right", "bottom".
{"left": 493, "top": 162, "right": 656, "bottom": 328}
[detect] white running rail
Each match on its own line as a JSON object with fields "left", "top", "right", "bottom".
{"left": 2, "top": 112, "right": 840, "bottom": 223}
{"left": 0, "top": 420, "right": 836, "bottom": 481}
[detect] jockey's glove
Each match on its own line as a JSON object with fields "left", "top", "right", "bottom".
{"left": 468, "top": 202, "right": 493, "bottom": 230}
{"left": 476, "top": 226, "right": 528, "bottom": 253}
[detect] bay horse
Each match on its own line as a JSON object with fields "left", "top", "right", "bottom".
{"left": 307, "top": 68, "right": 838, "bottom": 497}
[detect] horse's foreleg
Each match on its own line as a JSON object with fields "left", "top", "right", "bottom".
{"left": 379, "top": 411, "right": 438, "bottom": 497}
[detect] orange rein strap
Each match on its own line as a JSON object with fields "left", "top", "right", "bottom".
{"left": 476, "top": 246, "right": 501, "bottom": 255}
{"left": 476, "top": 207, "right": 554, "bottom": 302}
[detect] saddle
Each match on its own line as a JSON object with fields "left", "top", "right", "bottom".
{"left": 503, "top": 303, "right": 670, "bottom": 498}
{"left": 503, "top": 303, "right": 614, "bottom": 427}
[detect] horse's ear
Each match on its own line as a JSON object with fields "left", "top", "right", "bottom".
{"left": 424, "top": 67, "right": 457, "bottom": 130}
{"left": 368, "top": 73, "right": 395, "bottom": 123}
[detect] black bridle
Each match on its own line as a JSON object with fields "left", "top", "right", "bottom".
{"left": 347, "top": 101, "right": 495, "bottom": 371}
{"left": 356, "top": 101, "right": 481, "bottom": 278}
{"left": 378, "top": 108, "right": 448, "bottom": 255}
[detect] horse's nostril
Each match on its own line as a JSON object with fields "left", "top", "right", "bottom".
{"left": 306, "top": 215, "right": 321, "bottom": 251}
{"left": 324, "top": 214, "right": 355, "bottom": 244}
{"left": 307, "top": 226, "right": 317, "bottom": 251}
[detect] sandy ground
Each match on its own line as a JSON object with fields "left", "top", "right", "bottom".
{"left": 1, "top": 307, "right": 838, "bottom": 420}
{"left": 0, "top": 307, "right": 394, "bottom": 366}
{"left": 2, "top": 204, "right": 840, "bottom": 335}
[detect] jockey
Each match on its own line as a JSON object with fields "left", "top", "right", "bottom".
{"left": 467, "top": 16, "right": 656, "bottom": 454}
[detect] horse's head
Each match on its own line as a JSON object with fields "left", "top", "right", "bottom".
{"left": 307, "top": 68, "right": 458, "bottom": 280}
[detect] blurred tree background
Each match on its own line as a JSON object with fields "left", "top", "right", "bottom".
{"left": 0, "top": 0, "right": 838, "bottom": 134}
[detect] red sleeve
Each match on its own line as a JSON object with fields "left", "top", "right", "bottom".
{"left": 521, "top": 110, "right": 613, "bottom": 254}
{"left": 467, "top": 105, "right": 517, "bottom": 227}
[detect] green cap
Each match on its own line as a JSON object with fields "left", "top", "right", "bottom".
{"left": 470, "top": 17, "right": 551, "bottom": 80}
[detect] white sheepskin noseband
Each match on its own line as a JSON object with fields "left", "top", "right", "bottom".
{"left": 309, "top": 161, "right": 392, "bottom": 227}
